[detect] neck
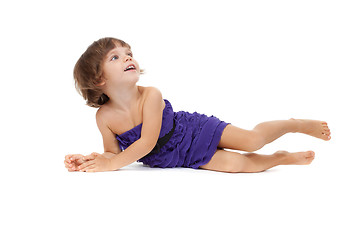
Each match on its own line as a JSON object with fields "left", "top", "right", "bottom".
{"left": 105, "top": 85, "right": 141, "bottom": 111}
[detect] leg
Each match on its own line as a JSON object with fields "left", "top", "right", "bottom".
{"left": 218, "top": 119, "right": 331, "bottom": 152}
{"left": 199, "top": 149, "right": 315, "bottom": 173}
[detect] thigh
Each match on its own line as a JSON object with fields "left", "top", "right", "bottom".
{"left": 199, "top": 149, "right": 247, "bottom": 173}
{"left": 218, "top": 124, "right": 260, "bottom": 152}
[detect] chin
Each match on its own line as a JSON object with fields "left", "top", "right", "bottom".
{"left": 134, "top": 75, "right": 140, "bottom": 81}
{"left": 130, "top": 76, "right": 140, "bottom": 84}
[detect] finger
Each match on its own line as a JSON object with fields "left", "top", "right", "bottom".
{"left": 82, "top": 153, "right": 99, "bottom": 162}
{"left": 65, "top": 155, "right": 73, "bottom": 163}
{"left": 91, "top": 152, "right": 100, "bottom": 158}
{"left": 84, "top": 154, "right": 96, "bottom": 161}
{"left": 77, "top": 156, "right": 87, "bottom": 164}
{"left": 64, "top": 159, "right": 75, "bottom": 168}
{"left": 66, "top": 154, "right": 83, "bottom": 163}
{"left": 65, "top": 162, "right": 76, "bottom": 171}
{"left": 72, "top": 154, "right": 84, "bottom": 160}
{"left": 67, "top": 167, "right": 76, "bottom": 172}
{"left": 78, "top": 160, "right": 95, "bottom": 171}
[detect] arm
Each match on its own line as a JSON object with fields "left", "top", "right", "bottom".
{"left": 65, "top": 106, "right": 123, "bottom": 172}
{"left": 72, "top": 108, "right": 120, "bottom": 172}
{"left": 78, "top": 87, "right": 164, "bottom": 172}
{"left": 109, "top": 87, "right": 164, "bottom": 169}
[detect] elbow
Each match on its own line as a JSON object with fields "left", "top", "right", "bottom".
{"left": 141, "top": 138, "right": 158, "bottom": 154}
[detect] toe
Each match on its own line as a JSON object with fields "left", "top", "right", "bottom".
{"left": 323, "top": 134, "right": 331, "bottom": 140}
{"left": 322, "top": 134, "right": 330, "bottom": 140}
{"left": 321, "top": 127, "right": 331, "bottom": 138}
{"left": 322, "top": 130, "right": 330, "bottom": 135}
{"left": 306, "top": 151, "right": 315, "bottom": 157}
{"left": 305, "top": 151, "right": 315, "bottom": 163}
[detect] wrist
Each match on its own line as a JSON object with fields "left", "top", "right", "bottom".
{"left": 109, "top": 156, "right": 119, "bottom": 171}
{"left": 102, "top": 152, "right": 116, "bottom": 159}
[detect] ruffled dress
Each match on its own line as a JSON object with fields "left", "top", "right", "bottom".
{"left": 116, "top": 99, "right": 230, "bottom": 169}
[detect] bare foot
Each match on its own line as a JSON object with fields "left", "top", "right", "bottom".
{"left": 290, "top": 118, "right": 331, "bottom": 141}
{"left": 275, "top": 150, "right": 315, "bottom": 165}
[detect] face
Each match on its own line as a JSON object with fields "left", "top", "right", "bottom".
{"left": 101, "top": 45, "right": 140, "bottom": 85}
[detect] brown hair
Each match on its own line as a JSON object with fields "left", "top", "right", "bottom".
{"left": 73, "top": 37, "right": 144, "bottom": 108}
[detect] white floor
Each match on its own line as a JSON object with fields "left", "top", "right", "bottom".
{"left": 2, "top": 136, "right": 359, "bottom": 240}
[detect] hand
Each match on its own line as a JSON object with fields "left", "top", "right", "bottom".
{"left": 77, "top": 152, "right": 114, "bottom": 172}
{"left": 64, "top": 154, "right": 94, "bottom": 172}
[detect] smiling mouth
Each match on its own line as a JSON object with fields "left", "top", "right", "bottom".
{"left": 124, "top": 64, "right": 136, "bottom": 72}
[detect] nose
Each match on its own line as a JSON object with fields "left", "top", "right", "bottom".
{"left": 123, "top": 55, "right": 132, "bottom": 62}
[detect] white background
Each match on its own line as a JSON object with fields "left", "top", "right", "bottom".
{"left": 1, "top": 0, "right": 359, "bottom": 239}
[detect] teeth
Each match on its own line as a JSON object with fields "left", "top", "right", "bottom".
{"left": 125, "top": 65, "right": 135, "bottom": 71}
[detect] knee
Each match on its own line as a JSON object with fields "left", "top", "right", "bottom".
{"left": 244, "top": 131, "right": 265, "bottom": 152}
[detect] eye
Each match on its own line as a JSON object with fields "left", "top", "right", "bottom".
{"left": 127, "top": 52, "right": 133, "bottom": 57}
{"left": 110, "top": 55, "right": 119, "bottom": 61}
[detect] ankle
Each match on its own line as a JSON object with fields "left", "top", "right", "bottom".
{"left": 289, "top": 118, "right": 300, "bottom": 133}
{"left": 274, "top": 151, "right": 290, "bottom": 165}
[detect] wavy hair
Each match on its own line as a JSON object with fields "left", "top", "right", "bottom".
{"left": 73, "top": 37, "right": 144, "bottom": 108}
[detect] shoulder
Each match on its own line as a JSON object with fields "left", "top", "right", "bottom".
{"left": 141, "top": 86, "right": 163, "bottom": 106}
{"left": 140, "top": 86, "right": 164, "bottom": 114}
{"left": 142, "top": 86, "right": 162, "bottom": 99}
{"left": 95, "top": 105, "right": 111, "bottom": 128}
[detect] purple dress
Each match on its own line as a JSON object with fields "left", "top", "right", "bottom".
{"left": 116, "top": 99, "right": 230, "bottom": 169}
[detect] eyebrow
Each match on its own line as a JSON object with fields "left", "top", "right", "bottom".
{"left": 107, "top": 47, "right": 132, "bottom": 57}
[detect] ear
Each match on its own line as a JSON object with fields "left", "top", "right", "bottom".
{"left": 96, "top": 81, "right": 106, "bottom": 87}
{"left": 96, "top": 78, "right": 106, "bottom": 87}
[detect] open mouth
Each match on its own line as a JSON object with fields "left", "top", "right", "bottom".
{"left": 124, "top": 64, "right": 136, "bottom": 72}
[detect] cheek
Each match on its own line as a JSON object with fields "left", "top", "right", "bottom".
{"left": 105, "top": 67, "right": 124, "bottom": 79}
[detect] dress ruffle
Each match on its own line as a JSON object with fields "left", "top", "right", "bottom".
{"left": 116, "top": 99, "right": 230, "bottom": 169}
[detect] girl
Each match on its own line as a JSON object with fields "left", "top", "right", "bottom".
{"left": 64, "top": 37, "right": 331, "bottom": 173}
